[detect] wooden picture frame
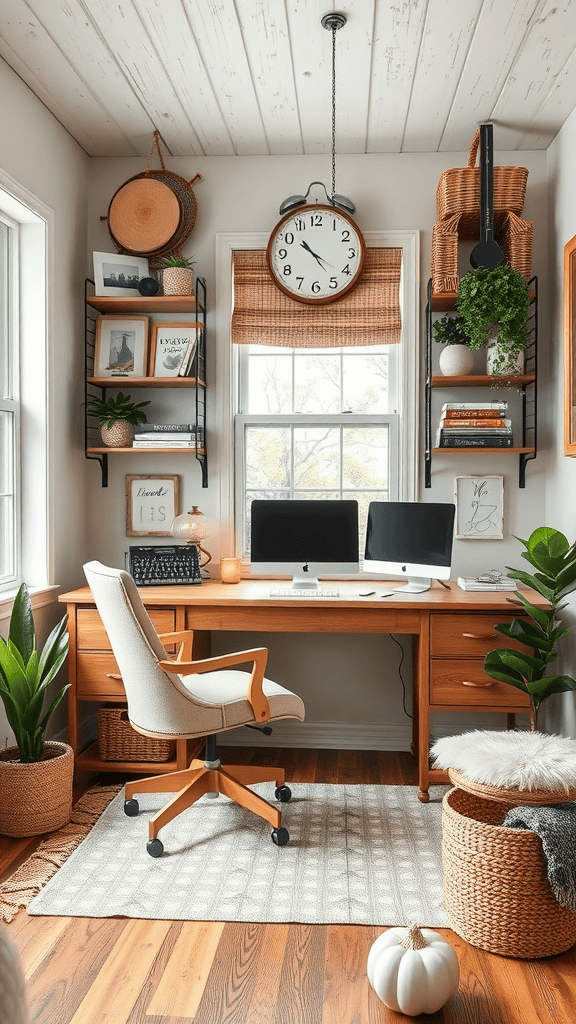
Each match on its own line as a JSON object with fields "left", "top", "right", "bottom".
{"left": 126, "top": 475, "right": 179, "bottom": 537}
{"left": 454, "top": 475, "right": 504, "bottom": 540}
{"left": 148, "top": 321, "right": 199, "bottom": 378}
{"left": 564, "top": 233, "right": 576, "bottom": 455}
{"left": 94, "top": 316, "right": 149, "bottom": 378}
{"left": 93, "top": 251, "right": 149, "bottom": 296}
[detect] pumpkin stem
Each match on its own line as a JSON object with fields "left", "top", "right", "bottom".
{"left": 400, "top": 922, "right": 428, "bottom": 950}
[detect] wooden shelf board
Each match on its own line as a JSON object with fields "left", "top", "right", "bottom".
{"left": 87, "top": 446, "right": 206, "bottom": 455}
{"left": 75, "top": 740, "right": 178, "bottom": 774}
{"left": 432, "top": 446, "right": 535, "bottom": 454}
{"left": 87, "top": 296, "right": 203, "bottom": 314}
{"left": 431, "top": 374, "right": 535, "bottom": 387}
{"left": 87, "top": 376, "right": 205, "bottom": 388}
{"left": 430, "top": 290, "right": 536, "bottom": 313}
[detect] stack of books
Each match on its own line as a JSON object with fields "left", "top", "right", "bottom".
{"left": 457, "top": 576, "right": 517, "bottom": 592}
{"left": 133, "top": 423, "right": 204, "bottom": 448}
{"left": 177, "top": 336, "right": 198, "bottom": 377}
{"left": 435, "top": 402, "right": 513, "bottom": 448}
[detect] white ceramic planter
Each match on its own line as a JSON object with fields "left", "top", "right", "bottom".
{"left": 438, "top": 344, "right": 474, "bottom": 376}
{"left": 486, "top": 337, "right": 524, "bottom": 375}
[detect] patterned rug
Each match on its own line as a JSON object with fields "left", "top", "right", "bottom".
{"left": 26, "top": 783, "right": 449, "bottom": 925}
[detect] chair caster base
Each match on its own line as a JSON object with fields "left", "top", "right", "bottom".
{"left": 124, "top": 798, "right": 139, "bottom": 816}
{"left": 271, "top": 826, "right": 289, "bottom": 846}
{"left": 146, "top": 838, "right": 164, "bottom": 857}
{"left": 275, "top": 785, "right": 292, "bottom": 802}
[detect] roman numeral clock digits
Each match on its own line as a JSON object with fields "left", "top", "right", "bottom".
{"left": 266, "top": 204, "right": 366, "bottom": 304}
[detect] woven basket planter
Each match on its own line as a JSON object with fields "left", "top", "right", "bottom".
{"left": 0, "top": 742, "right": 73, "bottom": 837}
{"left": 162, "top": 267, "right": 194, "bottom": 296}
{"left": 442, "top": 786, "right": 576, "bottom": 958}
{"left": 100, "top": 420, "right": 134, "bottom": 448}
{"left": 98, "top": 704, "right": 175, "bottom": 763}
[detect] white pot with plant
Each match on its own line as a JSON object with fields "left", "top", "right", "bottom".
{"left": 456, "top": 265, "right": 530, "bottom": 376}
{"left": 86, "top": 391, "right": 150, "bottom": 447}
{"left": 160, "top": 254, "right": 196, "bottom": 296}
{"left": 433, "top": 314, "right": 474, "bottom": 375}
{"left": 0, "top": 584, "right": 72, "bottom": 836}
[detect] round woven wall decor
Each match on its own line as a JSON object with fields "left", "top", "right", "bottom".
{"left": 108, "top": 177, "right": 181, "bottom": 254}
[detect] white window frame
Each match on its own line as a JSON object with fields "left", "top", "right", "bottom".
{"left": 0, "top": 211, "right": 20, "bottom": 587}
{"left": 214, "top": 230, "right": 420, "bottom": 559}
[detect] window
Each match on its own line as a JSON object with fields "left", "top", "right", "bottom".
{"left": 0, "top": 213, "right": 19, "bottom": 588}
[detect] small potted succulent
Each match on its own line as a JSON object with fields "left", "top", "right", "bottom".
{"left": 160, "top": 254, "right": 196, "bottom": 296}
{"left": 456, "top": 265, "right": 530, "bottom": 375}
{"left": 86, "top": 391, "right": 150, "bottom": 448}
{"left": 0, "top": 584, "right": 72, "bottom": 836}
{"left": 433, "top": 314, "right": 474, "bottom": 376}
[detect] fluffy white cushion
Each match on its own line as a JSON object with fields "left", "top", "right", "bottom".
{"left": 430, "top": 730, "right": 576, "bottom": 793}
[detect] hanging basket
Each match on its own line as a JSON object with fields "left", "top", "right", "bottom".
{"left": 0, "top": 742, "right": 74, "bottom": 837}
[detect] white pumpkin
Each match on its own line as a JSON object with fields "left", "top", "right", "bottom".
{"left": 367, "top": 921, "right": 459, "bottom": 1017}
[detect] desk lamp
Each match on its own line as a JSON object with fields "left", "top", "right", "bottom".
{"left": 171, "top": 505, "right": 215, "bottom": 575}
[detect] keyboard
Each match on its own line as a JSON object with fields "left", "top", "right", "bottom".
{"left": 269, "top": 588, "right": 340, "bottom": 598}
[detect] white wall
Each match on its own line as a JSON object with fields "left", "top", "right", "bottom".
{"left": 86, "top": 149, "right": 548, "bottom": 747}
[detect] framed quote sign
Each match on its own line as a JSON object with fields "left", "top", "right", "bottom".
{"left": 125, "top": 475, "right": 179, "bottom": 537}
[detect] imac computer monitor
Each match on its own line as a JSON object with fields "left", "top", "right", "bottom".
{"left": 364, "top": 501, "right": 455, "bottom": 593}
{"left": 250, "top": 499, "right": 359, "bottom": 590}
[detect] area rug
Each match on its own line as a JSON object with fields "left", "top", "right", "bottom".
{"left": 26, "top": 783, "right": 449, "bottom": 926}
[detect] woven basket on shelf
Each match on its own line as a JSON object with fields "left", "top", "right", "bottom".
{"left": 442, "top": 786, "right": 576, "bottom": 958}
{"left": 98, "top": 704, "right": 175, "bottom": 763}
{"left": 430, "top": 210, "right": 534, "bottom": 294}
{"left": 436, "top": 128, "right": 528, "bottom": 238}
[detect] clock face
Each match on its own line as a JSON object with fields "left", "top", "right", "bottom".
{"left": 266, "top": 204, "right": 365, "bottom": 304}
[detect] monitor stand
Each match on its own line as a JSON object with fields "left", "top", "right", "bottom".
{"left": 291, "top": 573, "right": 321, "bottom": 590}
{"left": 396, "top": 577, "right": 432, "bottom": 594}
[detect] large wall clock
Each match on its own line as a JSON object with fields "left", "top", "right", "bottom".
{"left": 266, "top": 204, "right": 366, "bottom": 304}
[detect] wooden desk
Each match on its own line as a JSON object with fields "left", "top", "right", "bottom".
{"left": 60, "top": 580, "right": 544, "bottom": 801}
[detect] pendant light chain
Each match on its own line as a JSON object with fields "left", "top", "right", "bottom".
{"left": 331, "top": 21, "right": 337, "bottom": 202}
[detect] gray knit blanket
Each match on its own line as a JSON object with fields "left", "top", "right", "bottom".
{"left": 503, "top": 803, "right": 576, "bottom": 911}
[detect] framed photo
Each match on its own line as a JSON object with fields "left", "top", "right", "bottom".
{"left": 564, "top": 233, "right": 576, "bottom": 455}
{"left": 126, "top": 475, "right": 179, "bottom": 537}
{"left": 93, "top": 251, "right": 149, "bottom": 296}
{"left": 94, "top": 316, "right": 149, "bottom": 378}
{"left": 454, "top": 475, "right": 504, "bottom": 540}
{"left": 149, "top": 322, "right": 198, "bottom": 378}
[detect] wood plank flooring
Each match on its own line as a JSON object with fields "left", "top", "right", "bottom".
{"left": 2, "top": 747, "right": 576, "bottom": 1024}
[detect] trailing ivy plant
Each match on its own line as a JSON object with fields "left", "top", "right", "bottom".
{"left": 484, "top": 527, "right": 576, "bottom": 731}
{"left": 456, "top": 265, "right": 530, "bottom": 374}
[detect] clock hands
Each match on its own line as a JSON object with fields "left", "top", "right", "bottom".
{"left": 300, "top": 239, "right": 332, "bottom": 271}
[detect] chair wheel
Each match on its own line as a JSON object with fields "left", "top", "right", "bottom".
{"left": 275, "top": 785, "right": 292, "bottom": 802}
{"left": 146, "top": 838, "right": 164, "bottom": 858}
{"left": 124, "top": 798, "right": 139, "bottom": 816}
{"left": 271, "top": 826, "right": 289, "bottom": 846}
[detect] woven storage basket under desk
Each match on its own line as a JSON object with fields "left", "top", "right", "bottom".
{"left": 442, "top": 786, "right": 576, "bottom": 958}
{"left": 98, "top": 704, "right": 176, "bottom": 763}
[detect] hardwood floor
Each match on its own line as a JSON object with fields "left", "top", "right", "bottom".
{"left": 2, "top": 747, "right": 576, "bottom": 1024}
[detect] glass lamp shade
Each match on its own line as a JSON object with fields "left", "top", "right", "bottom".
{"left": 170, "top": 506, "right": 216, "bottom": 566}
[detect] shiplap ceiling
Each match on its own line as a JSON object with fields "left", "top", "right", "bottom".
{"left": 1, "top": 0, "right": 575, "bottom": 157}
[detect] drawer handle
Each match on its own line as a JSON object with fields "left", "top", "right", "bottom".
{"left": 105, "top": 673, "right": 122, "bottom": 681}
{"left": 461, "top": 632, "right": 495, "bottom": 640}
{"left": 462, "top": 680, "right": 494, "bottom": 688}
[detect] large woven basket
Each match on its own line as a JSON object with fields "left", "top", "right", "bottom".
{"left": 442, "top": 786, "right": 576, "bottom": 958}
{"left": 98, "top": 704, "right": 176, "bottom": 763}
{"left": 0, "top": 742, "right": 73, "bottom": 837}
{"left": 430, "top": 209, "right": 533, "bottom": 294}
{"left": 436, "top": 128, "right": 528, "bottom": 238}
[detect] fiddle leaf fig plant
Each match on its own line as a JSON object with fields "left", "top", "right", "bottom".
{"left": 0, "top": 584, "right": 70, "bottom": 762}
{"left": 484, "top": 527, "right": 576, "bottom": 730}
{"left": 456, "top": 265, "right": 530, "bottom": 374}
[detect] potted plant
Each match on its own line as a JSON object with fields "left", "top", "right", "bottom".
{"left": 433, "top": 314, "right": 474, "bottom": 376}
{"left": 456, "top": 265, "right": 530, "bottom": 375}
{"left": 0, "top": 584, "right": 72, "bottom": 836}
{"left": 483, "top": 527, "right": 576, "bottom": 731}
{"left": 86, "top": 391, "right": 150, "bottom": 447}
{"left": 160, "top": 254, "right": 196, "bottom": 296}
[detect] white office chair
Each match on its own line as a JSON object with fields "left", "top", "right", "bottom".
{"left": 83, "top": 561, "right": 305, "bottom": 855}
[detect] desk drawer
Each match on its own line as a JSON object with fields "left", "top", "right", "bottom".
{"left": 76, "top": 653, "right": 125, "bottom": 698}
{"left": 430, "top": 613, "right": 526, "bottom": 659}
{"left": 76, "top": 607, "right": 175, "bottom": 650}
{"left": 430, "top": 659, "right": 531, "bottom": 708}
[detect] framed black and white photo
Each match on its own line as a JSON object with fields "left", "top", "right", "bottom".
{"left": 94, "top": 315, "right": 149, "bottom": 378}
{"left": 149, "top": 321, "right": 198, "bottom": 378}
{"left": 93, "top": 251, "right": 149, "bottom": 296}
{"left": 126, "top": 475, "right": 179, "bottom": 536}
{"left": 455, "top": 475, "right": 504, "bottom": 540}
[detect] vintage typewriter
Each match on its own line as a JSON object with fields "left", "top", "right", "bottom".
{"left": 128, "top": 545, "right": 202, "bottom": 585}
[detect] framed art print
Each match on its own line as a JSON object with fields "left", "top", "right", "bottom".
{"left": 94, "top": 316, "right": 149, "bottom": 378}
{"left": 126, "top": 475, "right": 179, "bottom": 536}
{"left": 149, "top": 322, "right": 198, "bottom": 377}
{"left": 455, "top": 475, "right": 504, "bottom": 540}
{"left": 93, "top": 251, "right": 149, "bottom": 296}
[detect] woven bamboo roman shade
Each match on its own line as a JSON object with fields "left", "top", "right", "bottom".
{"left": 231, "top": 248, "right": 402, "bottom": 347}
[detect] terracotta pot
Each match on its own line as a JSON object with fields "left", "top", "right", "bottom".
{"left": 0, "top": 741, "right": 74, "bottom": 836}
{"left": 100, "top": 420, "right": 134, "bottom": 447}
{"left": 162, "top": 267, "right": 194, "bottom": 296}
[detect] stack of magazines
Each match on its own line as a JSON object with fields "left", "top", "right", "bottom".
{"left": 133, "top": 423, "right": 204, "bottom": 448}
{"left": 457, "top": 576, "right": 517, "bottom": 592}
{"left": 435, "top": 402, "right": 512, "bottom": 448}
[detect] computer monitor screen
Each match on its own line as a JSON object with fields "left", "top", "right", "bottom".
{"left": 364, "top": 501, "right": 455, "bottom": 593}
{"left": 250, "top": 499, "right": 359, "bottom": 590}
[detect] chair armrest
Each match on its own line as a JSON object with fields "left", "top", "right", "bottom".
{"left": 158, "top": 630, "right": 194, "bottom": 662}
{"left": 158, "top": 647, "right": 271, "bottom": 723}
